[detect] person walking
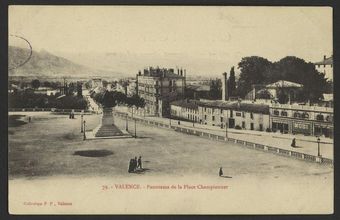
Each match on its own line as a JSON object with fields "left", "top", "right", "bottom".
{"left": 219, "top": 167, "right": 223, "bottom": 177}
{"left": 133, "top": 157, "right": 138, "bottom": 171}
{"left": 291, "top": 138, "right": 296, "bottom": 148}
{"left": 128, "top": 159, "right": 134, "bottom": 173}
{"left": 137, "top": 156, "right": 142, "bottom": 169}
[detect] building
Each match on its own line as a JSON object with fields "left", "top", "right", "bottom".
{"left": 170, "top": 99, "right": 270, "bottom": 131}
{"left": 91, "top": 78, "right": 103, "bottom": 88}
{"left": 198, "top": 100, "right": 270, "bottom": 131}
{"left": 127, "top": 79, "right": 137, "bottom": 96}
{"left": 314, "top": 55, "right": 333, "bottom": 81}
{"left": 137, "top": 67, "right": 186, "bottom": 117}
{"left": 245, "top": 80, "right": 303, "bottom": 104}
{"left": 170, "top": 99, "right": 199, "bottom": 122}
{"left": 270, "top": 103, "right": 333, "bottom": 138}
{"left": 185, "top": 84, "right": 210, "bottom": 100}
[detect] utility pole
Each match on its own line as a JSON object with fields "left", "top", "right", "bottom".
{"left": 317, "top": 137, "right": 321, "bottom": 157}
{"left": 126, "top": 113, "right": 128, "bottom": 131}
{"left": 134, "top": 118, "right": 137, "bottom": 138}
{"left": 83, "top": 120, "right": 86, "bottom": 140}
{"left": 80, "top": 114, "right": 83, "bottom": 133}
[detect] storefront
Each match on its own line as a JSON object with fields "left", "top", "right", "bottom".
{"left": 271, "top": 118, "right": 289, "bottom": 134}
{"left": 314, "top": 123, "right": 333, "bottom": 139}
{"left": 292, "top": 121, "right": 312, "bottom": 136}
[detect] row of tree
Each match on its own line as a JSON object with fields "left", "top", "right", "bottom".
{"left": 90, "top": 90, "right": 145, "bottom": 109}
{"left": 235, "top": 56, "right": 330, "bottom": 101}
{"left": 8, "top": 90, "right": 88, "bottom": 109}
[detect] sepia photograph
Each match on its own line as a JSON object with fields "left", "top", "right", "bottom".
{"left": 8, "top": 5, "right": 333, "bottom": 214}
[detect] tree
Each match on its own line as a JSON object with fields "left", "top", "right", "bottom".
{"left": 228, "top": 66, "right": 236, "bottom": 97}
{"left": 264, "top": 56, "right": 328, "bottom": 101}
{"left": 31, "top": 79, "right": 40, "bottom": 90}
{"left": 236, "top": 56, "right": 272, "bottom": 98}
{"left": 77, "top": 82, "right": 83, "bottom": 97}
{"left": 209, "top": 78, "right": 222, "bottom": 99}
{"left": 127, "top": 94, "right": 145, "bottom": 109}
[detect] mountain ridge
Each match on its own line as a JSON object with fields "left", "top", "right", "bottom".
{"left": 8, "top": 46, "right": 123, "bottom": 79}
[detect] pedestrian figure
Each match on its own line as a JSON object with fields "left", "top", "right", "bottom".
{"left": 178, "top": 121, "right": 180, "bottom": 125}
{"left": 291, "top": 138, "right": 296, "bottom": 148}
{"left": 133, "top": 157, "right": 138, "bottom": 171}
{"left": 28, "top": 116, "right": 31, "bottom": 123}
{"left": 219, "top": 167, "right": 223, "bottom": 177}
{"left": 128, "top": 159, "right": 134, "bottom": 173}
{"left": 137, "top": 156, "right": 142, "bottom": 169}
{"left": 69, "top": 113, "right": 71, "bottom": 119}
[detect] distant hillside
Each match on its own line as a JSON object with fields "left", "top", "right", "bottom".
{"left": 8, "top": 46, "right": 123, "bottom": 79}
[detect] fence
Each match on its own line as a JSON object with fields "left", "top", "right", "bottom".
{"left": 113, "top": 111, "right": 333, "bottom": 166}
{"left": 9, "top": 108, "right": 95, "bottom": 114}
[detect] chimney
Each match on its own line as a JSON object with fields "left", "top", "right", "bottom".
{"left": 138, "top": 70, "right": 141, "bottom": 76}
{"left": 180, "top": 68, "right": 183, "bottom": 76}
{"left": 177, "top": 68, "right": 180, "bottom": 75}
{"left": 222, "top": 72, "right": 229, "bottom": 101}
{"left": 324, "top": 55, "right": 326, "bottom": 60}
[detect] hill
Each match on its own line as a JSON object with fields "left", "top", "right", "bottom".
{"left": 8, "top": 46, "right": 123, "bottom": 79}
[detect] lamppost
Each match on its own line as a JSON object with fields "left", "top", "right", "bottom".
{"left": 83, "top": 120, "right": 86, "bottom": 140}
{"left": 134, "top": 118, "right": 137, "bottom": 138}
{"left": 126, "top": 113, "right": 128, "bottom": 131}
{"left": 169, "top": 108, "right": 172, "bottom": 126}
{"left": 225, "top": 122, "right": 228, "bottom": 139}
{"left": 80, "top": 114, "right": 84, "bottom": 133}
{"left": 317, "top": 137, "right": 321, "bottom": 157}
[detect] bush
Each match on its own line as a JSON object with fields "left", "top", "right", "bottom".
{"left": 266, "top": 128, "right": 272, "bottom": 132}
{"left": 235, "top": 125, "right": 242, "bottom": 130}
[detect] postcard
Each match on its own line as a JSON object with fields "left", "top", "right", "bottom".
{"left": 8, "top": 5, "right": 333, "bottom": 214}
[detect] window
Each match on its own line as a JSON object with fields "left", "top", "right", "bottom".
{"left": 236, "top": 112, "right": 242, "bottom": 117}
{"left": 250, "top": 112, "right": 254, "bottom": 119}
{"left": 293, "top": 112, "right": 301, "bottom": 118}
{"left": 281, "top": 111, "right": 288, "bottom": 117}
{"left": 302, "top": 113, "right": 309, "bottom": 119}
{"left": 242, "top": 121, "right": 245, "bottom": 129}
{"left": 316, "top": 114, "right": 324, "bottom": 121}
{"left": 230, "top": 110, "right": 233, "bottom": 118}
{"left": 204, "top": 115, "right": 207, "bottom": 120}
{"left": 212, "top": 116, "right": 215, "bottom": 121}
{"left": 242, "top": 112, "right": 245, "bottom": 118}
{"left": 259, "top": 124, "right": 263, "bottom": 131}
{"left": 326, "top": 115, "right": 333, "bottom": 122}
{"left": 204, "top": 107, "right": 206, "bottom": 112}
{"left": 221, "top": 109, "right": 223, "bottom": 114}
{"left": 220, "top": 117, "right": 223, "bottom": 122}
{"left": 273, "top": 110, "right": 279, "bottom": 116}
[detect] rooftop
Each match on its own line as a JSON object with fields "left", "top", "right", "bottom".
{"left": 314, "top": 56, "right": 333, "bottom": 65}
{"left": 171, "top": 99, "right": 199, "bottom": 110}
{"left": 266, "top": 80, "right": 303, "bottom": 88}
{"left": 197, "top": 100, "right": 270, "bottom": 114}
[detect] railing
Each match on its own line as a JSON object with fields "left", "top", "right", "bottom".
{"left": 9, "top": 108, "right": 95, "bottom": 114}
{"left": 113, "top": 112, "right": 333, "bottom": 166}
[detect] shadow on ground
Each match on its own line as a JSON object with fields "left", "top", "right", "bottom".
{"left": 131, "top": 168, "right": 151, "bottom": 174}
{"left": 73, "top": 149, "right": 113, "bottom": 157}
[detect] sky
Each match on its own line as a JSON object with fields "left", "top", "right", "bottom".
{"left": 9, "top": 6, "right": 332, "bottom": 76}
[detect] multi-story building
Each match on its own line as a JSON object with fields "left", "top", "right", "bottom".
{"left": 270, "top": 103, "right": 333, "bottom": 138}
{"left": 197, "top": 100, "right": 270, "bottom": 131}
{"left": 170, "top": 99, "right": 199, "bottom": 122}
{"left": 127, "top": 79, "right": 137, "bottom": 96}
{"left": 137, "top": 67, "right": 186, "bottom": 117}
{"left": 314, "top": 55, "right": 333, "bottom": 81}
{"left": 170, "top": 99, "right": 270, "bottom": 131}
